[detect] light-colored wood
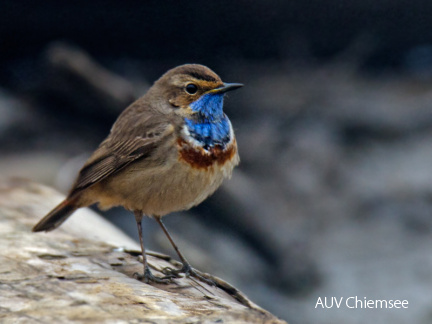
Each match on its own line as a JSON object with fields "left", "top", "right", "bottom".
{"left": 0, "top": 178, "right": 286, "bottom": 324}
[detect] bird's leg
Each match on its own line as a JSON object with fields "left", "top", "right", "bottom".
{"left": 133, "top": 211, "right": 173, "bottom": 284}
{"left": 154, "top": 215, "right": 214, "bottom": 285}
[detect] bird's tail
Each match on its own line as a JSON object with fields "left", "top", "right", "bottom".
{"left": 32, "top": 197, "right": 79, "bottom": 232}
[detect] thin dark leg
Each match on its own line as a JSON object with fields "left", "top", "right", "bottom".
{"left": 154, "top": 216, "right": 188, "bottom": 264}
{"left": 135, "top": 212, "right": 148, "bottom": 273}
{"left": 133, "top": 211, "right": 172, "bottom": 284}
{"left": 154, "top": 215, "right": 214, "bottom": 285}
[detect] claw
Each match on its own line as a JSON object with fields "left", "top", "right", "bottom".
{"left": 162, "top": 266, "right": 182, "bottom": 278}
{"left": 163, "top": 263, "right": 215, "bottom": 286}
{"left": 134, "top": 266, "right": 174, "bottom": 284}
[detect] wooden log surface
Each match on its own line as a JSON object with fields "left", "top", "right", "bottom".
{"left": 0, "top": 178, "right": 286, "bottom": 324}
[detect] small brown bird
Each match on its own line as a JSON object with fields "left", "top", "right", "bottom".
{"left": 33, "top": 64, "right": 242, "bottom": 283}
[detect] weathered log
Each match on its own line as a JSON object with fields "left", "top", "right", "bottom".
{"left": 0, "top": 178, "right": 286, "bottom": 324}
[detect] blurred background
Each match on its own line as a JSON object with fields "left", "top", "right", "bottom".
{"left": 2, "top": 1, "right": 432, "bottom": 323}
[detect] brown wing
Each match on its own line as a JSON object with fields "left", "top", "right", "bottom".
{"left": 69, "top": 108, "right": 175, "bottom": 196}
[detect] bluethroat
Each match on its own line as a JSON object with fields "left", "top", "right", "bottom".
{"left": 33, "top": 64, "right": 242, "bottom": 283}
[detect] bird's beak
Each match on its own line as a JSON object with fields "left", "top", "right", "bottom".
{"left": 208, "top": 83, "right": 244, "bottom": 94}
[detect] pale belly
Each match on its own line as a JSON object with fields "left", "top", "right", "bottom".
{"left": 85, "top": 148, "right": 239, "bottom": 216}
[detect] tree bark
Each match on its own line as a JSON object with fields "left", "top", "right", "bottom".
{"left": 0, "top": 178, "right": 286, "bottom": 324}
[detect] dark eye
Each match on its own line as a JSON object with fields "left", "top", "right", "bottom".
{"left": 185, "top": 83, "right": 198, "bottom": 94}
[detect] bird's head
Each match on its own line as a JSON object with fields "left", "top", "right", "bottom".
{"left": 152, "top": 64, "right": 242, "bottom": 121}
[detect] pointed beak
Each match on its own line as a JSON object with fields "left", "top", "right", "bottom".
{"left": 209, "top": 82, "right": 244, "bottom": 94}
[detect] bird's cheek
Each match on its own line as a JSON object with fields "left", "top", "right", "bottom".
{"left": 169, "top": 98, "right": 181, "bottom": 108}
{"left": 173, "top": 106, "right": 195, "bottom": 118}
{"left": 168, "top": 93, "right": 194, "bottom": 109}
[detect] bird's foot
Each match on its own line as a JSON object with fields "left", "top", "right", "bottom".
{"left": 134, "top": 266, "right": 174, "bottom": 284}
{"left": 163, "top": 262, "right": 215, "bottom": 286}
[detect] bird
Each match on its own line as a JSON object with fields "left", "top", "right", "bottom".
{"left": 32, "top": 64, "right": 242, "bottom": 284}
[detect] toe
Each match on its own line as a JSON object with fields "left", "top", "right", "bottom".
{"left": 134, "top": 268, "right": 174, "bottom": 284}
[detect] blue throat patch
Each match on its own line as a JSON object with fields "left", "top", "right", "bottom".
{"left": 185, "top": 93, "right": 231, "bottom": 149}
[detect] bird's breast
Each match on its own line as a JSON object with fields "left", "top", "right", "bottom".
{"left": 178, "top": 113, "right": 239, "bottom": 171}
{"left": 177, "top": 137, "right": 238, "bottom": 170}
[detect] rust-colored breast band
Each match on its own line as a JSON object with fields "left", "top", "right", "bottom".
{"left": 177, "top": 138, "right": 237, "bottom": 170}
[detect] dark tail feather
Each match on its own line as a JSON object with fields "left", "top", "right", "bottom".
{"left": 32, "top": 198, "right": 78, "bottom": 232}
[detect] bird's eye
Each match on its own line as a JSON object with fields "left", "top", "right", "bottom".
{"left": 185, "top": 83, "right": 198, "bottom": 94}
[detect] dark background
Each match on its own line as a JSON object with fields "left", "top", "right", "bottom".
{"left": 2, "top": 1, "right": 432, "bottom": 323}
{"left": 4, "top": 1, "right": 432, "bottom": 74}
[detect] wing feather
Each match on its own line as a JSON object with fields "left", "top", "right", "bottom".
{"left": 69, "top": 110, "right": 174, "bottom": 196}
